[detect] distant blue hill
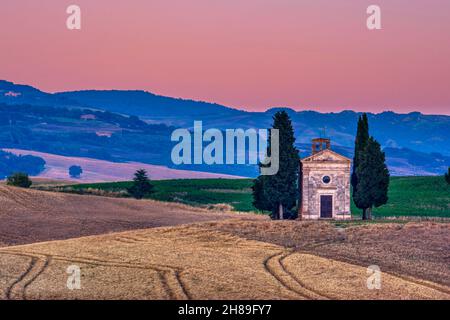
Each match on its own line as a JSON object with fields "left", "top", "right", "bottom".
{"left": 0, "top": 80, "right": 81, "bottom": 108}
{"left": 55, "top": 89, "right": 450, "bottom": 157}
{"left": 1, "top": 80, "right": 449, "bottom": 176}
{"left": 54, "top": 90, "right": 244, "bottom": 119}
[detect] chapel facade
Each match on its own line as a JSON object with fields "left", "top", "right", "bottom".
{"left": 299, "top": 138, "right": 352, "bottom": 220}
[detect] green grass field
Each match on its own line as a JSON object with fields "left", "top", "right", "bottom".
{"left": 66, "top": 176, "right": 449, "bottom": 218}
{"left": 68, "top": 179, "right": 256, "bottom": 212}
{"left": 355, "top": 176, "right": 449, "bottom": 218}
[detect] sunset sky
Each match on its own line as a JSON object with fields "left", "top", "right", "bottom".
{"left": 1, "top": 0, "right": 450, "bottom": 115}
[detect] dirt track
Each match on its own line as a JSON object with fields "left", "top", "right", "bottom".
{"left": 0, "top": 185, "right": 262, "bottom": 246}
{"left": 201, "top": 219, "right": 450, "bottom": 287}
{"left": 0, "top": 225, "right": 449, "bottom": 300}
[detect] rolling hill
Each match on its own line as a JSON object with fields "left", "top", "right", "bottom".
{"left": 0, "top": 185, "right": 448, "bottom": 300}
{"left": 55, "top": 89, "right": 244, "bottom": 123}
{"left": 1, "top": 80, "right": 449, "bottom": 176}
{"left": 3, "top": 149, "right": 241, "bottom": 182}
{"left": 2, "top": 224, "right": 449, "bottom": 300}
{"left": 59, "top": 176, "right": 450, "bottom": 218}
{"left": 0, "top": 185, "right": 253, "bottom": 247}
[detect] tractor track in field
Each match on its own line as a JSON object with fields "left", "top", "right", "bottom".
{"left": 267, "top": 249, "right": 450, "bottom": 300}
{"left": 295, "top": 234, "right": 450, "bottom": 298}
{"left": 4, "top": 253, "right": 51, "bottom": 300}
{"left": 0, "top": 250, "right": 190, "bottom": 300}
{"left": 300, "top": 251, "right": 450, "bottom": 298}
{"left": 278, "top": 253, "right": 334, "bottom": 300}
{"left": 263, "top": 251, "right": 329, "bottom": 300}
{"left": 299, "top": 238, "right": 450, "bottom": 297}
{"left": 22, "top": 256, "right": 51, "bottom": 300}
{"left": 112, "top": 235, "right": 150, "bottom": 245}
{"left": 5, "top": 256, "right": 35, "bottom": 300}
{"left": 162, "top": 270, "right": 191, "bottom": 300}
{"left": 175, "top": 270, "right": 192, "bottom": 300}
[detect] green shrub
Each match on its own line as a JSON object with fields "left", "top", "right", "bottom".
{"left": 7, "top": 172, "right": 32, "bottom": 188}
{"left": 127, "top": 169, "right": 154, "bottom": 199}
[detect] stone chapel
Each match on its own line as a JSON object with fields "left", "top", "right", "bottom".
{"left": 299, "top": 138, "right": 352, "bottom": 220}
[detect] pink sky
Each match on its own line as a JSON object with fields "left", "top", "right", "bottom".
{"left": 1, "top": 0, "right": 450, "bottom": 115}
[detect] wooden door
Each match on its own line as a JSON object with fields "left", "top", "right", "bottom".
{"left": 320, "top": 195, "right": 333, "bottom": 218}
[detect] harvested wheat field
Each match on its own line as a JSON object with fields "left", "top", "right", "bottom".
{"left": 0, "top": 225, "right": 449, "bottom": 300}
{"left": 0, "top": 185, "right": 449, "bottom": 300}
{"left": 202, "top": 219, "right": 450, "bottom": 287}
{"left": 0, "top": 185, "right": 262, "bottom": 246}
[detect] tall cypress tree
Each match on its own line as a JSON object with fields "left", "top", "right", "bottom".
{"left": 353, "top": 137, "right": 390, "bottom": 220}
{"left": 252, "top": 175, "right": 270, "bottom": 211}
{"left": 252, "top": 111, "right": 300, "bottom": 220}
{"left": 352, "top": 114, "right": 370, "bottom": 218}
{"left": 351, "top": 114, "right": 369, "bottom": 193}
{"left": 127, "top": 169, "right": 154, "bottom": 199}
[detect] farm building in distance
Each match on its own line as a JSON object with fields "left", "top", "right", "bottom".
{"left": 299, "top": 138, "right": 352, "bottom": 220}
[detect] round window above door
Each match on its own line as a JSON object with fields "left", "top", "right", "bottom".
{"left": 322, "top": 176, "right": 331, "bottom": 184}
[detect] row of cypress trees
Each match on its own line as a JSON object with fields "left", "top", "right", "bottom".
{"left": 252, "top": 111, "right": 390, "bottom": 220}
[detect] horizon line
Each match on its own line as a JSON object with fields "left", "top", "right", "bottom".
{"left": 2, "top": 79, "right": 449, "bottom": 117}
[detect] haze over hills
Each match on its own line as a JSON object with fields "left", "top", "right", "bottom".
{"left": 0, "top": 80, "right": 449, "bottom": 177}
{"left": 0, "top": 80, "right": 244, "bottom": 125}
{"left": 55, "top": 90, "right": 245, "bottom": 124}
{"left": 0, "top": 80, "right": 82, "bottom": 108}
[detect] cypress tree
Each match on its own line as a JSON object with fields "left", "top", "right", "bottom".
{"left": 252, "top": 111, "right": 300, "bottom": 220}
{"left": 353, "top": 137, "right": 390, "bottom": 220}
{"left": 351, "top": 114, "right": 369, "bottom": 193}
{"left": 127, "top": 169, "right": 154, "bottom": 199}
{"left": 352, "top": 114, "right": 370, "bottom": 218}
{"left": 252, "top": 175, "right": 270, "bottom": 212}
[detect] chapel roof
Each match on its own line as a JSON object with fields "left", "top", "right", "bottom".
{"left": 301, "top": 148, "right": 351, "bottom": 163}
